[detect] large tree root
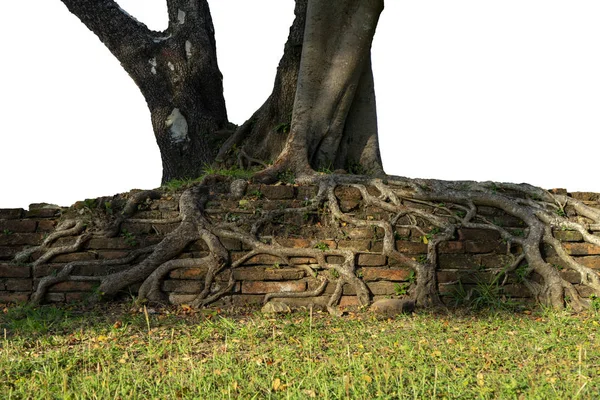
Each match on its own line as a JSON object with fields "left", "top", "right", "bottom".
{"left": 21, "top": 172, "right": 600, "bottom": 314}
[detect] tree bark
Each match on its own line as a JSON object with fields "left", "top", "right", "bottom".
{"left": 59, "top": 0, "right": 228, "bottom": 182}
{"left": 220, "top": 0, "right": 384, "bottom": 178}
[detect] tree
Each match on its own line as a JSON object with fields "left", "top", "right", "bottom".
{"left": 20, "top": 0, "right": 600, "bottom": 313}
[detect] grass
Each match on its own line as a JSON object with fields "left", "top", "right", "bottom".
{"left": 1, "top": 302, "right": 599, "bottom": 399}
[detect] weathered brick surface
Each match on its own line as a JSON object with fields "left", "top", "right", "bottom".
{"left": 0, "top": 233, "right": 44, "bottom": 246}
{"left": 260, "top": 185, "right": 294, "bottom": 200}
{"left": 0, "top": 220, "right": 37, "bottom": 233}
{"left": 465, "top": 241, "right": 504, "bottom": 254}
{"left": 0, "top": 264, "right": 30, "bottom": 278}
{"left": 0, "top": 292, "right": 29, "bottom": 303}
{"left": 438, "top": 241, "right": 465, "bottom": 254}
{"left": 361, "top": 267, "right": 412, "bottom": 282}
{"left": 86, "top": 238, "right": 136, "bottom": 250}
{"left": 0, "top": 247, "right": 20, "bottom": 260}
{"left": 357, "top": 254, "right": 386, "bottom": 266}
{"left": 334, "top": 186, "right": 362, "bottom": 201}
{"left": 37, "top": 220, "right": 56, "bottom": 232}
{"left": 458, "top": 228, "right": 500, "bottom": 241}
{"left": 0, "top": 279, "right": 32, "bottom": 291}
{"left": 48, "top": 281, "right": 97, "bottom": 292}
{"left": 395, "top": 241, "right": 427, "bottom": 254}
{"left": 563, "top": 243, "right": 600, "bottom": 256}
{"left": 242, "top": 280, "right": 306, "bottom": 294}
{"left": 51, "top": 252, "right": 96, "bottom": 263}
{"left": 233, "top": 267, "right": 305, "bottom": 281}
{"left": 338, "top": 240, "right": 370, "bottom": 251}
{"left": 573, "top": 256, "right": 600, "bottom": 269}
{"left": 25, "top": 208, "right": 61, "bottom": 218}
{"left": 552, "top": 230, "right": 583, "bottom": 242}
{"left": 162, "top": 280, "right": 203, "bottom": 293}
{"left": 0, "top": 209, "right": 24, "bottom": 219}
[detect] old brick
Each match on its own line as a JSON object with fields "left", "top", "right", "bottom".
{"left": 563, "top": 243, "right": 600, "bottom": 256}
{"left": 457, "top": 229, "right": 500, "bottom": 241}
{"left": 26, "top": 208, "right": 61, "bottom": 218}
{"left": 0, "top": 264, "right": 30, "bottom": 278}
{"left": 96, "top": 251, "right": 131, "bottom": 260}
{"left": 575, "top": 285, "right": 595, "bottom": 297}
{"left": 343, "top": 228, "right": 373, "bottom": 240}
{"left": 357, "top": 254, "right": 386, "bottom": 266}
{"left": 326, "top": 255, "right": 345, "bottom": 264}
{"left": 477, "top": 254, "right": 514, "bottom": 269}
{"left": 233, "top": 267, "right": 304, "bottom": 281}
{"left": 439, "top": 254, "right": 480, "bottom": 269}
{"left": 0, "top": 292, "right": 29, "bottom": 303}
{"left": 290, "top": 257, "right": 317, "bottom": 264}
{"left": 553, "top": 230, "right": 583, "bottom": 242}
{"left": 1, "top": 279, "right": 32, "bottom": 291}
{"left": 242, "top": 280, "right": 306, "bottom": 294}
{"left": 170, "top": 267, "right": 209, "bottom": 280}
{"left": 0, "top": 220, "right": 37, "bottom": 233}
{"left": 0, "top": 209, "right": 24, "bottom": 219}
{"left": 0, "top": 233, "right": 43, "bottom": 246}
{"left": 86, "top": 238, "right": 135, "bottom": 250}
{"left": 51, "top": 252, "right": 97, "bottom": 263}
{"left": 277, "top": 238, "right": 311, "bottom": 248}
{"left": 261, "top": 185, "right": 294, "bottom": 200}
{"left": 465, "top": 241, "right": 504, "bottom": 254}
{"left": 367, "top": 281, "right": 401, "bottom": 295}
{"left": 49, "top": 281, "right": 97, "bottom": 292}
{"left": 438, "top": 241, "right": 465, "bottom": 254}
{"left": 361, "top": 267, "right": 412, "bottom": 282}
{"left": 296, "top": 186, "right": 318, "bottom": 200}
{"left": 560, "top": 270, "right": 582, "bottom": 284}
{"left": 0, "top": 247, "right": 19, "bottom": 260}
{"left": 157, "top": 200, "right": 179, "bottom": 211}
{"left": 338, "top": 240, "right": 370, "bottom": 251}
{"left": 37, "top": 220, "right": 57, "bottom": 232}
{"left": 120, "top": 222, "right": 154, "bottom": 235}
{"left": 573, "top": 256, "right": 600, "bottom": 269}
{"left": 396, "top": 241, "right": 427, "bottom": 254}
{"left": 65, "top": 293, "right": 88, "bottom": 302}
{"left": 334, "top": 186, "right": 362, "bottom": 201}
{"left": 162, "top": 280, "right": 203, "bottom": 293}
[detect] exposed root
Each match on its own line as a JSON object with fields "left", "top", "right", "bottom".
{"left": 22, "top": 171, "right": 600, "bottom": 314}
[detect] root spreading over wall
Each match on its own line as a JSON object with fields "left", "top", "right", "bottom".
{"left": 10, "top": 173, "right": 600, "bottom": 314}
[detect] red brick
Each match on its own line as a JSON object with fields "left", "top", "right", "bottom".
{"left": 25, "top": 208, "right": 61, "bottom": 218}
{"left": 51, "top": 252, "right": 96, "bottom": 263}
{"left": 232, "top": 253, "right": 282, "bottom": 265}
{"left": 457, "top": 229, "right": 500, "bottom": 241}
{"left": 0, "top": 233, "right": 43, "bottom": 246}
{"left": 0, "top": 220, "right": 37, "bottom": 233}
{"left": 396, "top": 241, "right": 427, "bottom": 254}
{"left": 465, "top": 241, "right": 504, "bottom": 254}
{"left": 338, "top": 240, "right": 370, "bottom": 251}
{"left": 0, "top": 209, "right": 24, "bottom": 219}
{"left": 0, "top": 292, "right": 29, "bottom": 303}
{"left": 242, "top": 280, "right": 306, "bottom": 294}
{"left": 49, "top": 281, "right": 97, "bottom": 292}
{"left": 290, "top": 257, "right": 317, "bottom": 264}
{"left": 233, "top": 267, "right": 305, "bottom": 281}
{"left": 277, "top": 238, "right": 311, "bottom": 248}
{"left": 326, "top": 255, "right": 345, "bottom": 264}
{"left": 438, "top": 241, "right": 465, "bottom": 254}
{"left": 37, "top": 220, "right": 57, "bottom": 232}
{"left": 563, "top": 243, "right": 600, "bottom": 256}
{"left": 357, "top": 254, "right": 386, "bottom": 266}
{"left": 560, "top": 270, "right": 581, "bottom": 284}
{"left": 0, "top": 264, "right": 30, "bottom": 278}
{"left": 553, "top": 230, "right": 583, "bottom": 242}
{"left": 361, "top": 267, "right": 412, "bottom": 282}
{"left": 86, "top": 238, "right": 135, "bottom": 250}
{"left": 260, "top": 185, "right": 294, "bottom": 200}
{"left": 573, "top": 256, "right": 600, "bottom": 269}
{"left": 170, "top": 267, "right": 209, "bottom": 280}
{"left": 367, "top": 281, "right": 401, "bottom": 295}
{"left": 334, "top": 186, "right": 362, "bottom": 201}
{"left": 1, "top": 279, "right": 32, "bottom": 291}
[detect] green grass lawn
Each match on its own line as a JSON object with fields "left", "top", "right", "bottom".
{"left": 1, "top": 302, "right": 599, "bottom": 399}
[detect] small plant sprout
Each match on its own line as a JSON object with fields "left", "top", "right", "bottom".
{"left": 2, "top": 229, "right": 12, "bottom": 235}
{"left": 121, "top": 229, "right": 138, "bottom": 247}
{"left": 314, "top": 242, "right": 330, "bottom": 251}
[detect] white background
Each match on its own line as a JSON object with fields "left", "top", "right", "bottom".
{"left": 1, "top": 1, "right": 599, "bottom": 208}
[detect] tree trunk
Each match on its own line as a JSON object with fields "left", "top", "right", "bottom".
{"left": 220, "top": 0, "right": 384, "bottom": 179}
{"left": 59, "top": 0, "right": 229, "bottom": 183}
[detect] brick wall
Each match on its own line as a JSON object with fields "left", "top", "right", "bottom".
{"left": 1, "top": 186, "right": 599, "bottom": 308}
